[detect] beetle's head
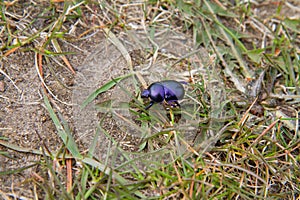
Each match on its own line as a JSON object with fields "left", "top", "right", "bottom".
{"left": 141, "top": 89, "right": 150, "bottom": 98}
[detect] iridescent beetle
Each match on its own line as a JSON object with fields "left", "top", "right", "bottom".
{"left": 141, "top": 80, "right": 185, "bottom": 110}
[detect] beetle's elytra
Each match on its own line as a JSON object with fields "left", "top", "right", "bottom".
{"left": 141, "top": 80, "right": 185, "bottom": 110}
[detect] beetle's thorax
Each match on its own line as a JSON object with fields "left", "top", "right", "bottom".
{"left": 149, "top": 83, "right": 165, "bottom": 102}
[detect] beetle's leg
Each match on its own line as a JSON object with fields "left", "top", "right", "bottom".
{"left": 173, "top": 101, "right": 180, "bottom": 108}
{"left": 145, "top": 101, "right": 154, "bottom": 110}
{"left": 165, "top": 101, "right": 182, "bottom": 123}
{"left": 167, "top": 100, "right": 180, "bottom": 108}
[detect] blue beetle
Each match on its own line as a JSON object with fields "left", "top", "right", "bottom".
{"left": 141, "top": 80, "right": 185, "bottom": 110}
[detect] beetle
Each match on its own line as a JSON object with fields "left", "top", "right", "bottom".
{"left": 141, "top": 80, "right": 185, "bottom": 110}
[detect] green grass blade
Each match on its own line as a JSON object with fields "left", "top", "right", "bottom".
{"left": 0, "top": 163, "right": 38, "bottom": 175}
{"left": 81, "top": 157, "right": 126, "bottom": 184}
{"left": 81, "top": 74, "right": 132, "bottom": 109}
{"left": 43, "top": 93, "right": 82, "bottom": 159}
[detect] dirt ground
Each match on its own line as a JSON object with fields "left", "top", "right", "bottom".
{"left": 0, "top": 33, "right": 105, "bottom": 192}
{"left": 0, "top": 1, "right": 299, "bottom": 199}
{"left": 0, "top": 1, "right": 107, "bottom": 194}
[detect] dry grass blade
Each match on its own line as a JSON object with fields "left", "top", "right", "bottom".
{"left": 248, "top": 118, "right": 281, "bottom": 149}
{"left": 199, "top": 16, "right": 246, "bottom": 93}
{"left": 0, "top": 68, "right": 21, "bottom": 93}
{"left": 203, "top": 0, "right": 253, "bottom": 79}
{"left": 34, "top": 52, "right": 73, "bottom": 106}
{"left": 206, "top": 162, "right": 267, "bottom": 185}
{"left": 51, "top": 39, "right": 76, "bottom": 74}
{"left": 102, "top": 26, "right": 133, "bottom": 71}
